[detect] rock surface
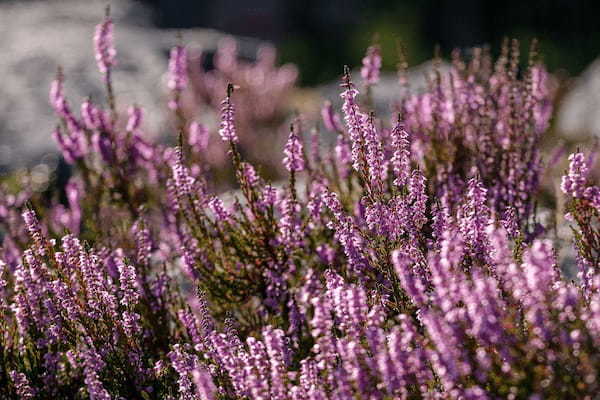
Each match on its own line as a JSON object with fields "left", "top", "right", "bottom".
{"left": 556, "top": 57, "right": 600, "bottom": 139}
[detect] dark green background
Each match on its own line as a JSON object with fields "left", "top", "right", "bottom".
{"left": 143, "top": 0, "right": 599, "bottom": 85}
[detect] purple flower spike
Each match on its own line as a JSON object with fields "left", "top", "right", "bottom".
{"left": 283, "top": 125, "right": 305, "bottom": 173}
{"left": 93, "top": 14, "right": 116, "bottom": 76}
{"left": 390, "top": 121, "right": 411, "bottom": 187}
{"left": 193, "top": 367, "right": 216, "bottom": 400}
{"left": 168, "top": 46, "right": 188, "bottom": 91}
{"left": 169, "top": 344, "right": 197, "bottom": 399}
{"left": 391, "top": 250, "right": 427, "bottom": 307}
{"left": 561, "top": 152, "right": 590, "bottom": 199}
{"left": 263, "top": 326, "right": 289, "bottom": 400}
{"left": 116, "top": 258, "right": 140, "bottom": 307}
{"left": 22, "top": 209, "right": 47, "bottom": 256}
{"left": 81, "top": 347, "right": 111, "bottom": 400}
{"left": 219, "top": 85, "right": 239, "bottom": 143}
{"left": 208, "top": 197, "right": 232, "bottom": 223}
{"left": 171, "top": 146, "right": 196, "bottom": 199}
{"left": 361, "top": 45, "right": 382, "bottom": 86}
{"left": 279, "top": 195, "right": 302, "bottom": 248}
{"left": 126, "top": 105, "right": 143, "bottom": 133}
{"left": 340, "top": 69, "right": 369, "bottom": 174}
{"left": 364, "top": 115, "right": 385, "bottom": 190}
{"left": 459, "top": 177, "right": 493, "bottom": 262}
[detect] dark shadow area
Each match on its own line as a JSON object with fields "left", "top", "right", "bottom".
{"left": 140, "top": 0, "right": 598, "bottom": 85}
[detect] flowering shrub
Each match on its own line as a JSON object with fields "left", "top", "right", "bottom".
{"left": 1, "top": 12, "right": 599, "bottom": 400}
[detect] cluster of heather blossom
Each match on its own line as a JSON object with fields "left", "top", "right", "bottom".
{"left": 396, "top": 40, "right": 553, "bottom": 233}
{"left": 1, "top": 13, "right": 600, "bottom": 400}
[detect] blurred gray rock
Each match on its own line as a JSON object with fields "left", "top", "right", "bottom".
{"left": 0, "top": 0, "right": 261, "bottom": 172}
{"left": 557, "top": 58, "right": 600, "bottom": 139}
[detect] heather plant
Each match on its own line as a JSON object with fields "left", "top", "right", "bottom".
{"left": 1, "top": 11, "right": 599, "bottom": 400}
{"left": 396, "top": 40, "right": 552, "bottom": 231}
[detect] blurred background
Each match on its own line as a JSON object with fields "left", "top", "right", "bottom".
{"left": 143, "top": 0, "right": 599, "bottom": 85}
{"left": 0, "top": 0, "right": 599, "bottom": 173}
